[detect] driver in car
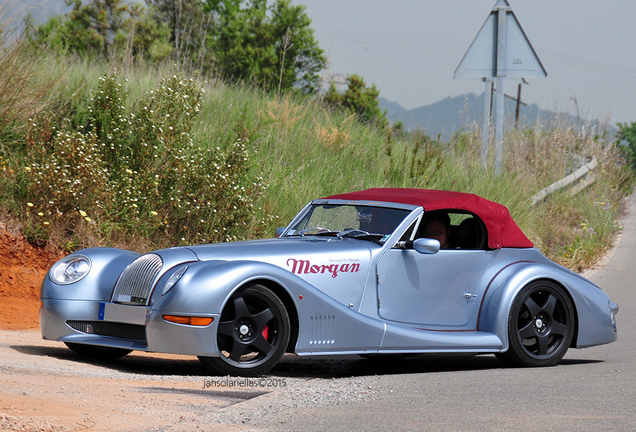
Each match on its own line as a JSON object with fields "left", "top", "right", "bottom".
{"left": 422, "top": 212, "right": 451, "bottom": 249}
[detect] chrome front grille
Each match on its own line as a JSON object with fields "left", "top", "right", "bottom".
{"left": 112, "top": 253, "right": 163, "bottom": 304}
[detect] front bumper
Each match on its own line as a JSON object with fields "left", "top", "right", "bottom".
{"left": 40, "top": 299, "right": 221, "bottom": 356}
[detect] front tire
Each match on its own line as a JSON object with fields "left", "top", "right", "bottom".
{"left": 496, "top": 280, "right": 575, "bottom": 367}
{"left": 199, "top": 284, "right": 290, "bottom": 376}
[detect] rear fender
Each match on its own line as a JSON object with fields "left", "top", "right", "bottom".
{"left": 480, "top": 262, "right": 616, "bottom": 351}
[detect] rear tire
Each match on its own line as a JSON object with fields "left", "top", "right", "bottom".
{"left": 496, "top": 280, "right": 575, "bottom": 367}
{"left": 199, "top": 284, "right": 290, "bottom": 376}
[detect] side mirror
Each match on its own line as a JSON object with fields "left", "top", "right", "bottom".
{"left": 413, "top": 238, "right": 441, "bottom": 254}
{"left": 395, "top": 238, "right": 440, "bottom": 254}
{"left": 275, "top": 227, "right": 286, "bottom": 238}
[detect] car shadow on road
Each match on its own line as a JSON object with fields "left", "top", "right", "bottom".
{"left": 557, "top": 358, "right": 603, "bottom": 366}
{"left": 274, "top": 353, "right": 504, "bottom": 378}
{"left": 12, "top": 344, "right": 211, "bottom": 376}
{"left": 272, "top": 354, "right": 605, "bottom": 378}
{"left": 12, "top": 344, "right": 605, "bottom": 379}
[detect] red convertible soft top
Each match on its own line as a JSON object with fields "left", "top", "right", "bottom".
{"left": 324, "top": 188, "right": 533, "bottom": 249}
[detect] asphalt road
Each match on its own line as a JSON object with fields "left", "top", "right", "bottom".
{"left": 260, "top": 194, "right": 636, "bottom": 432}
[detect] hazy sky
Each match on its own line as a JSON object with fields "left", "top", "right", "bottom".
{"left": 293, "top": 0, "right": 636, "bottom": 125}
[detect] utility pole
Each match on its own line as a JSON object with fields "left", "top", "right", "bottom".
{"left": 494, "top": 3, "right": 507, "bottom": 175}
{"left": 504, "top": 80, "right": 528, "bottom": 129}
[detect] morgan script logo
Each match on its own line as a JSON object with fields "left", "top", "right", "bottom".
{"left": 286, "top": 258, "right": 360, "bottom": 278}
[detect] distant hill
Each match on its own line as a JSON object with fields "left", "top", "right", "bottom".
{"left": 379, "top": 93, "right": 613, "bottom": 141}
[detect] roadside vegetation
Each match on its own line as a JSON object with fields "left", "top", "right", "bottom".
{"left": 0, "top": 0, "right": 634, "bottom": 272}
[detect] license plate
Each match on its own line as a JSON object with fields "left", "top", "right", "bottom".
{"left": 98, "top": 302, "right": 148, "bottom": 325}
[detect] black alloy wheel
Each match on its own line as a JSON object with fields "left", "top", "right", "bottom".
{"left": 496, "top": 280, "right": 575, "bottom": 367}
{"left": 199, "top": 284, "right": 290, "bottom": 376}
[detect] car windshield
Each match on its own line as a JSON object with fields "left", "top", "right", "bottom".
{"left": 284, "top": 204, "right": 410, "bottom": 242}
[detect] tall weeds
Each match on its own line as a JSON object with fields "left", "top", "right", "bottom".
{"left": 15, "top": 68, "right": 269, "bottom": 251}
{"left": 0, "top": 36, "right": 56, "bottom": 134}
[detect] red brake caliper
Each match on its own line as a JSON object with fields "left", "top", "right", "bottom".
{"left": 261, "top": 324, "right": 269, "bottom": 341}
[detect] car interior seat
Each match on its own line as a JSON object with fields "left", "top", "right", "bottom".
{"left": 452, "top": 218, "right": 479, "bottom": 249}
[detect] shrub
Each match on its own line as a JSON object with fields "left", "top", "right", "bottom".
{"left": 20, "top": 70, "right": 268, "bottom": 250}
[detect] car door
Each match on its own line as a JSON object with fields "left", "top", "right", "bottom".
{"left": 376, "top": 249, "right": 496, "bottom": 329}
{"left": 376, "top": 211, "right": 496, "bottom": 330}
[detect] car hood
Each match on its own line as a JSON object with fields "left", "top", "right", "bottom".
{"left": 180, "top": 237, "right": 376, "bottom": 281}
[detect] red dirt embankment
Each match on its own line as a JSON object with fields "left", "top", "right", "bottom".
{"left": 0, "top": 224, "right": 65, "bottom": 330}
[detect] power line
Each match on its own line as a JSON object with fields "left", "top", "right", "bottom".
{"left": 314, "top": 26, "right": 471, "bottom": 43}
{"left": 537, "top": 49, "right": 636, "bottom": 78}
{"left": 315, "top": 27, "right": 636, "bottom": 79}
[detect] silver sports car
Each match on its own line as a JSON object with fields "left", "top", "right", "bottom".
{"left": 40, "top": 188, "right": 619, "bottom": 376}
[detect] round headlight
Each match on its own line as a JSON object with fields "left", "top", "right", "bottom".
{"left": 49, "top": 255, "right": 92, "bottom": 285}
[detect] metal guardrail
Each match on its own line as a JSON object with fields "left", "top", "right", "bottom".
{"left": 530, "top": 158, "right": 598, "bottom": 206}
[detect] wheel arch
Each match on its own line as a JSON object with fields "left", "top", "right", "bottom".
{"left": 519, "top": 277, "right": 580, "bottom": 349}
{"left": 234, "top": 278, "right": 300, "bottom": 354}
{"left": 483, "top": 263, "right": 581, "bottom": 352}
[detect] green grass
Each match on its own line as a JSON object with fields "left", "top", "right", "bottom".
{"left": 0, "top": 50, "right": 633, "bottom": 271}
